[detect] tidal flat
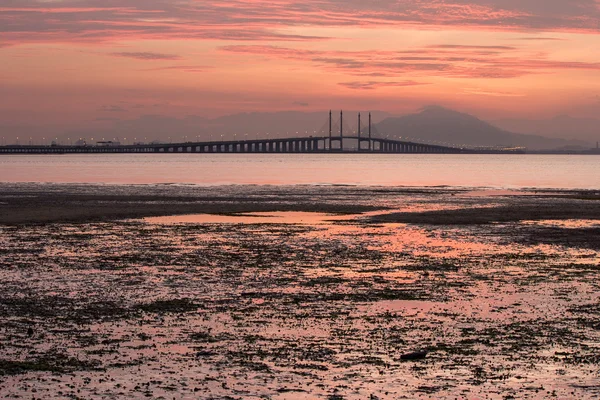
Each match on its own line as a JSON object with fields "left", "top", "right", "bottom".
{"left": 1, "top": 183, "right": 600, "bottom": 399}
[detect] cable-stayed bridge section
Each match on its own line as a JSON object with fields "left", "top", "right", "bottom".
{"left": 0, "top": 111, "right": 472, "bottom": 154}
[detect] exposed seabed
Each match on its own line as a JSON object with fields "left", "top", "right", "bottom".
{"left": 1, "top": 183, "right": 600, "bottom": 399}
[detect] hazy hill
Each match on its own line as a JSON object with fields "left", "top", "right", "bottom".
{"left": 493, "top": 115, "right": 599, "bottom": 144}
{"left": 43, "top": 107, "right": 591, "bottom": 150}
{"left": 98, "top": 111, "right": 393, "bottom": 142}
{"left": 375, "top": 106, "right": 591, "bottom": 150}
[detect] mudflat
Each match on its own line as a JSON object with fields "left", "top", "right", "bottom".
{"left": 1, "top": 183, "right": 600, "bottom": 399}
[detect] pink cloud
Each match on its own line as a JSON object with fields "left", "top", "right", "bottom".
{"left": 339, "top": 81, "right": 430, "bottom": 90}
{"left": 0, "top": 0, "right": 599, "bottom": 48}
{"left": 141, "top": 65, "right": 210, "bottom": 73}
{"left": 111, "top": 52, "right": 181, "bottom": 60}
{"left": 220, "top": 44, "right": 600, "bottom": 79}
{"left": 462, "top": 88, "right": 526, "bottom": 97}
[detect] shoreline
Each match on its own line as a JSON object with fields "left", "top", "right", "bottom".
{"left": 1, "top": 182, "right": 599, "bottom": 225}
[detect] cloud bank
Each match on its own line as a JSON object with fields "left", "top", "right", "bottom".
{"left": 1, "top": 0, "right": 599, "bottom": 47}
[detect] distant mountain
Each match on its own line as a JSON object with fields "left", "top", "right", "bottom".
{"left": 375, "top": 106, "right": 591, "bottom": 150}
{"left": 493, "top": 115, "right": 599, "bottom": 144}
{"left": 44, "top": 107, "right": 591, "bottom": 149}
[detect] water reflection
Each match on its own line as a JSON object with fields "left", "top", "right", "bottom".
{"left": 1, "top": 154, "right": 600, "bottom": 189}
{"left": 143, "top": 211, "right": 355, "bottom": 225}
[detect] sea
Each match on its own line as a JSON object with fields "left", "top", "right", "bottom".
{"left": 0, "top": 154, "right": 599, "bottom": 189}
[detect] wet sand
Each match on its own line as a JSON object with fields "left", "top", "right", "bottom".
{"left": 0, "top": 183, "right": 387, "bottom": 225}
{"left": 1, "top": 183, "right": 600, "bottom": 399}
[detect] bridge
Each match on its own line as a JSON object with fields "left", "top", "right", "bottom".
{"left": 0, "top": 111, "right": 469, "bottom": 155}
{"left": 0, "top": 136, "right": 462, "bottom": 154}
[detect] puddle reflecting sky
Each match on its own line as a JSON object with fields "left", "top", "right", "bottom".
{"left": 143, "top": 211, "right": 357, "bottom": 225}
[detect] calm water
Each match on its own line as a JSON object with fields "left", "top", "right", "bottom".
{"left": 1, "top": 154, "right": 599, "bottom": 189}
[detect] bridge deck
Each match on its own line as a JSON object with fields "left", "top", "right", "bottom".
{"left": 0, "top": 136, "right": 467, "bottom": 154}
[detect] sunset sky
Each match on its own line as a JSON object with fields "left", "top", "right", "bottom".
{"left": 1, "top": 0, "right": 600, "bottom": 142}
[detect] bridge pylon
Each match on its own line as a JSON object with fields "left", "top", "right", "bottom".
{"left": 328, "top": 110, "right": 344, "bottom": 151}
